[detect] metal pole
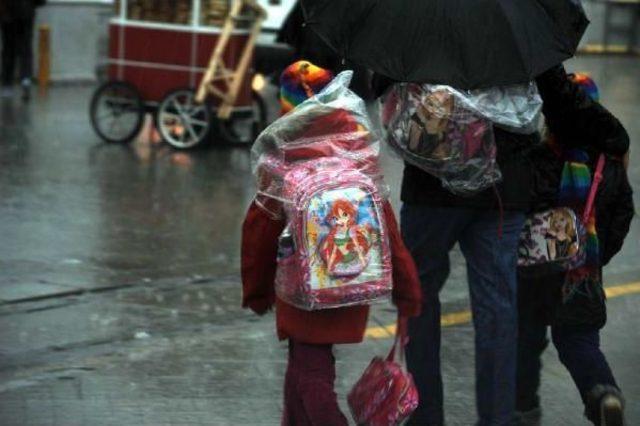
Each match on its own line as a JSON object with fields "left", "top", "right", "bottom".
{"left": 118, "top": 0, "right": 127, "bottom": 80}
{"left": 37, "top": 25, "right": 51, "bottom": 94}
{"left": 190, "top": 0, "right": 201, "bottom": 87}
{"left": 192, "top": 0, "right": 201, "bottom": 27}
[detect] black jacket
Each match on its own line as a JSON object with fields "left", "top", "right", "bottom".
{"left": 523, "top": 149, "right": 633, "bottom": 330}
{"left": 524, "top": 65, "right": 635, "bottom": 330}
{"left": 400, "top": 130, "right": 538, "bottom": 211}
{"left": 532, "top": 65, "right": 634, "bottom": 266}
{"left": 530, "top": 151, "right": 634, "bottom": 264}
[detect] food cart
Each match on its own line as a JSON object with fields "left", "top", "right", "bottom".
{"left": 89, "top": 0, "right": 267, "bottom": 149}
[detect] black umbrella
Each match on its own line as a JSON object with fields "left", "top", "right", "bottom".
{"left": 300, "top": 0, "right": 589, "bottom": 89}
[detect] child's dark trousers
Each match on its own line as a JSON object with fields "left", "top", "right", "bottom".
{"left": 282, "top": 340, "right": 348, "bottom": 426}
{"left": 516, "top": 274, "right": 620, "bottom": 422}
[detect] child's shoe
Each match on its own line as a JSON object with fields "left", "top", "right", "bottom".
{"left": 586, "top": 385, "right": 625, "bottom": 426}
{"left": 600, "top": 393, "right": 624, "bottom": 426}
{"left": 514, "top": 407, "right": 542, "bottom": 426}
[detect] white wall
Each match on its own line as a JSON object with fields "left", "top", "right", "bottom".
{"left": 581, "top": 1, "right": 639, "bottom": 48}
{"left": 35, "top": 0, "right": 113, "bottom": 82}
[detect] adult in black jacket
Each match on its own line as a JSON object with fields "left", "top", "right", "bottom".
{"left": 373, "top": 75, "right": 539, "bottom": 425}
{"left": 0, "top": 0, "right": 44, "bottom": 100}
{"left": 372, "top": 74, "right": 538, "bottom": 212}
{"left": 516, "top": 67, "right": 633, "bottom": 426}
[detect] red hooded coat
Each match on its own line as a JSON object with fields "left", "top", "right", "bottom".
{"left": 241, "top": 200, "right": 422, "bottom": 344}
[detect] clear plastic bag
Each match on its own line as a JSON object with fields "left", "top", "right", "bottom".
{"left": 455, "top": 82, "right": 542, "bottom": 134}
{"left": 382, "top": 84, "right": 501, "bottom": 195}
{"left": 274, "top": 158, "right": 393, "bottom": 310}
{"left": 251, "top": 71, "right": 393, "bottom": 310}
{"left": 252, "top": 71, "right": 388, "bottom": 218}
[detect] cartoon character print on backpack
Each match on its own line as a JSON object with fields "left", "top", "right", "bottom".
{"left": 383, "top": 83, "right": 500, "bottom": 195}
{"left": 320, "top": 198, "right": 372, "bottom": 277}
{"left": 518, "top": 207, "right": 582, "bottom": 267}
{"left": 308, "top": 188, "right": 383, "bottom": 290}
{"left": 407, "top": 89, "right": 454, "bottom": 159}
{"left": 546, "top": 208, "right": 579, "bottom": 261}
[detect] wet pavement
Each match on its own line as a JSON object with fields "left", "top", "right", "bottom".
{"left": 1, "top": 55, "right": 639, "bottom": 425}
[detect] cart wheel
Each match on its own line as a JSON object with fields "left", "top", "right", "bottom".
{"left": 90, "top": 81, "right": 144, "bottom": 143}
{"left": 216, "top": 90, "right": 267, "bottom": 146}
{"left": 157, "top": 89, "right": 213, "bottom": 150}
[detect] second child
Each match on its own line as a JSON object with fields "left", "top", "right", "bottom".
{"left": 516, "top": 68, "right": 634, "bottom": 426}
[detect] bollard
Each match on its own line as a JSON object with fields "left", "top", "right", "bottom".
{"left": 38, "top": 25, "right": 51, "bottom": 94}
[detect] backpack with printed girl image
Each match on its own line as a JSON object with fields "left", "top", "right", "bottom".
{"left": 252, "top": 71, "right": 393, "bottom": 311}
{"left": 518, "top": 152, "right": 605, "bottom": 276}
{"left": 381, "top": 82, "right": 542, "bottom": 195}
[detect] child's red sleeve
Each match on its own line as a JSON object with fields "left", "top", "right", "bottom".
{"left": 241, "top": 202, "right": 286, "bottom": 315}
{"left": 382, "top": 202, "right": 422, "bottom": 317}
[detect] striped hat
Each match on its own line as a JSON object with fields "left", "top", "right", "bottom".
{"left": 569, "top": 72, "right": 599, "bottom": 102}
{"left": 279, "top": 61, "right": 334, "bottom": 115}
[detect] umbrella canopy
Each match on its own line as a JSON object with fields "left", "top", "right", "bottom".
{"left": 300, "top": 0, "right": 589, "bottom": 89}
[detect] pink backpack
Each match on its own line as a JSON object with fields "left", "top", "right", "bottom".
{"left": 275, "top": 157, "right": 392, "bottom": 310}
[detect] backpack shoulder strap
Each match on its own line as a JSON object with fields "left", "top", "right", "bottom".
{"left": 582, "top": 154, "right": 606, "bottom": 223}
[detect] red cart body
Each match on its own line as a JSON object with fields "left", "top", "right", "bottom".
{"left": 108, "top": 20, "right": 253, "bottom": 107}
{"left": 90, "top": 1, "right": 267, "bottom": 148}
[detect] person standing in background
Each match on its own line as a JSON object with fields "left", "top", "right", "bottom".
{"left": 1, "top": 0, "right": 45, "bottom": 100}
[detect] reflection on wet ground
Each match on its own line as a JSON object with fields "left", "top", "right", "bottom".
{"left": 0, "top": 55, "right": 639, "bottom": 425}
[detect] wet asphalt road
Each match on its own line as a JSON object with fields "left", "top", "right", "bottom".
{"left": 0, "top": 55, "right": 639, "bottom": 425}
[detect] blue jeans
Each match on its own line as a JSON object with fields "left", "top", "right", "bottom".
{"left": 401, "top": 205, "right": 525, "bottom": 426}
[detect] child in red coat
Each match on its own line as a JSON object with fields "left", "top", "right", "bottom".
{"left": 241, "top": 61, "right": 422, "bottom": 425}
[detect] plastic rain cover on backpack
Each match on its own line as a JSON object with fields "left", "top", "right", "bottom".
{"left": 382, "top": 83, "right": 501, "bottom": 195}
{"left": 459, "top": 82, "right": 542, "bottom": 135}
{"left": 251, "top": 71, "right": 392, "bottom": 310}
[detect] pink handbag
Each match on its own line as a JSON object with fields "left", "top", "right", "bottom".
{"left": 348, "top": 317, "right": 419, "bottom": 425}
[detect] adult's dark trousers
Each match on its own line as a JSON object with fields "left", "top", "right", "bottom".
{"left": 516, "top": 276, "right": 619, "bottom": 422}
{"left": 401, "top": 204, "right": 525, "bottom": 426}
{"left": 282, "top": 340, "right": 348, "bottom": 426}
{"left": 1, "top": 17, "right": 35, "bottom": 86}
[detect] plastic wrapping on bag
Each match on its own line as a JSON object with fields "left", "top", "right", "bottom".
{"left": 382, "top": 84, "right": 501, "bottom": 195}
{"left": 274, "top": 158, "right": 393, "bottom": 310}
{"left": 252, "top": 71, "right": 387, "bottom": 218}
{"left": 348, "top": 319, "right": 418, "bottom": 426}
{"left": 251, "top": 71, "right": 393, "bottom": 310}
{"left": 455, "top": 82, "right": 542, "bottom": 134}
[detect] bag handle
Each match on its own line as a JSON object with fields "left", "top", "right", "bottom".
{"left": 387, "top": 316, "right": 409, "bottom": 363}
{"left": 582, "top": 154, "right": 606, "bottom": 223}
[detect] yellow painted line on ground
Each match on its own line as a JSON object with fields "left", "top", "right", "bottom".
{"left": 365, "top": 310, "right": 473, "bottom": 339}
{"left": 578, "top": 44, "right": 640, "bottom": 55}
{"left": 605, "top": 281, "right": 640, "bottom": 299}
{"left": 365, "top": 281, "right": 640, "bottom": 339}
